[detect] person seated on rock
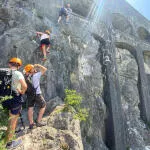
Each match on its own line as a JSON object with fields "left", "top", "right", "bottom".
{"left": 58, "top": 3, "right": 72, "bottom": 24}
{"left": 23, "top": 64, "right": 47, "bottom": 129}
{"left": 36, "top": 30, "right": 51, "bottom": 61}
{"left": 2, "top": 57, "right": 27, "bottom": 149}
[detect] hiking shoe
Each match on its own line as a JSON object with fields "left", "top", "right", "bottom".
{"left": 36, "top": 122, "right": 46, "bottom": 127}
{"left": 29, "top": 123, "right": 36, "bottom": 129}
{"left": 6, "top": 139, "right": 22, "bottom": 149}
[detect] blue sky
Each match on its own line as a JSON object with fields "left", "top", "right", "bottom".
{"left": 125, "top": 0, "right": 150, "bottom": 20}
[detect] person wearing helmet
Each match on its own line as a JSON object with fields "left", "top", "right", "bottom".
{"left": 2, "top": 57, "right": 27, "bottom": 149}
{"left": 58, "top": 3, "right": 72, "bottom": 24}
{"left": 36, "top": 30, "right": 51, "bottom": 61}
{"left": 23, "top": 64, "right": 47, "bottom": 129}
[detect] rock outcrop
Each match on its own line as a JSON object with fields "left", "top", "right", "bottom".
{"left": 15, "top": 103, "right": 83, "bottom": 150}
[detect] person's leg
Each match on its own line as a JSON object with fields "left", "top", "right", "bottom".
{"left": 28, "top": 107, "right": 34, "bottom": 125}
{"left": 5, "top": 112, "right": 19, "bottom": 143}
{"left": 41, "top": 44, "right": 47, "bottom": 60}
{"left": 28, "top": 107, "right": 36, "bottom": 129}
{"left": 37, "top": 106, "right": 46, "bottom": 123}
{"left": 66, "top": 15, "right": 69, "bottom": 23}
{"left": 5, "top": 111, "right": 22, "bottom": 149}
{"left": 27, "top": 96, "right": 36, "bottom": 129}
{"left": 46, "top": 45, "right": 50, "bottom": 53}
{"left": 36, "top": 95, "right": 46, "bottom": 125}
{"left": 58, "top": 16, "right": 62, "bottom": 23}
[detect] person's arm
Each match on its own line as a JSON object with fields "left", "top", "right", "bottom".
{"left": 34, "top": 64, "right": 47, "bottom": 75}
{"left": 68, "top": 8, "right": 72, "bottom": 13}
{"left": 18, "top": 79, "right": 27, "bottom": 94}
{"left": 36, "top": 32, "right": 44, "bottom": 35}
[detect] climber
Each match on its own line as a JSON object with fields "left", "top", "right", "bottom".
{"left": 36, "top": 30, "right": 51, "bottom": 61}
{"left": 57, "top": 3, "right": 72, "bottom": 24}
{"left": 2, "top": 57, "right": 27, "bottom": 149}
{"left": 23, "top": 64, "right": 47, "bottom": 129}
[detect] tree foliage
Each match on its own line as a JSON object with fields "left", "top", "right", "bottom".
{"left": 63, "top": 89, "right": 88, "bottom": 121}
{"left": 0, "top": 96, "right": 11, "bottom": 150}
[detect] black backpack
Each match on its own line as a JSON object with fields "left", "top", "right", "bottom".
{"left": 0, "top": 68, "right": 12, "bottom": 98}
{"left": 25, "top": 75, "right": 36, "bottom": 99}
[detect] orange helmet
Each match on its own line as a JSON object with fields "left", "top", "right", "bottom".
{"left": 9, "top": 57, "right": 22, "bottom": 66}
{"left": 24, "top": 64, "right": 34, "bottom": 73}
{"left": 45, "top": 30, "right": 50, "bottom": 35}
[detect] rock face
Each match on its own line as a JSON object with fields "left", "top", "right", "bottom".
{"left": 1, "top": 0, "right": 150, "bottom": 150}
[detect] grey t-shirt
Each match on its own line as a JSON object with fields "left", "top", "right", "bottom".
{"left": 32, "top": 72, "right": 42, "bottom": 94}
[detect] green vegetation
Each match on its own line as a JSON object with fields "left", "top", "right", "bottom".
{"left": 0, "top": 140, "right": 6, "bottom": 150}
{"left": 126, "top": 146, "right": 130, "bottom": 150}
{"left": 63, "top": 89, "right": 88, "bottom": 121}
{"left": 0, "top": 96, "right": 12, "bottom": 150}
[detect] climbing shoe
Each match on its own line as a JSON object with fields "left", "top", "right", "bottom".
{"left": 42, "top": 57, "right": 47, "bottom": 61}
{"left": 6, "top": 139, "right": 22, "bottom": 149}
{"left": 29, "top": 123, "right": 36, "bottom": 129}
{"left": 36, "top": 122, "right": 46, "bottom": 127}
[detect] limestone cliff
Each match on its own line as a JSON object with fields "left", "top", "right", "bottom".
{"left": 0, "top": 0, "right": 150, "bottom": 150}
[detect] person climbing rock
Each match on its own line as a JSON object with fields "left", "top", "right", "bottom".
{"left": 2, "top": 57, "right": 27, "bottom": 149}
{"left": 58, "top": 3, "right": 72, "bottom": 24}
{"left": 23, "top": 64, "right": 47, "bottom": 129}
{"left": 36, "top": 30, "right": 51, "bottom": 61}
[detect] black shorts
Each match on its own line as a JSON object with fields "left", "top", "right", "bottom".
{"left": 27, "top": 94, "right": 46, "bottom": 108}
{"left": 40, "top": 38, "right": 50, "bottom": 46}
{"left": 2, "top": 95, "right": 22, "bottom": 115}
{"left": 59, "top": 8, "right": 68, "bottom": 17}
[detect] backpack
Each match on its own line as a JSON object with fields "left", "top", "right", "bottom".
{"left": 25, "top": 75, "right": 36, "bottom": 99}
{"left": 0, "top": 68, "right": 12, "bottom": 98}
